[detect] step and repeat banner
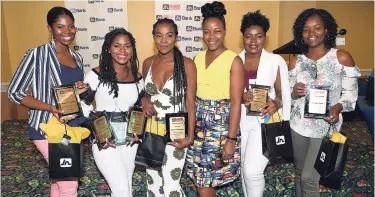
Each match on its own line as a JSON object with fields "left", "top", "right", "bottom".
{"left": 155, "top": 1, "right": 209, "bottom": 59}
{"left": 65, "top": 1, "right": 128, "bottom": 72}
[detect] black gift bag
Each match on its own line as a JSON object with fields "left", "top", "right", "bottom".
{"left": 261, "top": 120, "right": 294, "bottom": 162}
{"left": 135, "top": 119, "right": 168, "bottom": 170}
{"left": 48, "top": 142, "right": 84, "bottom": 180}
{"left": 314, "top": 134, "right": 349, "bottom": 189}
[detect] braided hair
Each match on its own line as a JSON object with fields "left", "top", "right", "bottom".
{"left": 152, "top": 18, "right": 187, "bottom": 111}
{"left": 98, "top": 28, "right": 139, "bottom": 98}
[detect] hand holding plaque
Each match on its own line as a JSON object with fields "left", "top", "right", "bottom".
{"left": 166, "top": 112, "right": 188, "bottom": 142}
{"left": 52, "top": 85, "right": 83, "bottom": 122}
{"left": 127, "top": 107, "right": 146, "bottom": 138}
{"left": 304, "top": 85, "right": 330, "bottom": 119}
{"left": 246, "top": 84, "right": 270, "bottom": 116}
{"left": 88, "top": 111, "right": 115, "bottom": 149}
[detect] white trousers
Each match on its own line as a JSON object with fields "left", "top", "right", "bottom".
{"left": 92, "top": 143, "right": 139, "bottom": 197}
{"left": 240, "top": 110, "right": 269, "bottom": 197}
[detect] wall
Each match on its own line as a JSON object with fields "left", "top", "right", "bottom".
{"left": 317, "top": 1, "right": 374, "bottom": 70}
{"left": 1, "top": 1, "right": 374, "bottom": 120}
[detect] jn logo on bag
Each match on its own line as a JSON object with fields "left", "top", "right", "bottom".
{"left": 60, "top": 158, "right": 72, "bottom": 167}
{"left": 275, "top": 136, "right": 285, "bottom": 145}
{"left": 320, "top": 152, "right": 326, "bottom": 162}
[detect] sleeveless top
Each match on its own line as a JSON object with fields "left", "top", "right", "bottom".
{"left": 195, "top": 50, "right": 237, "bottom": 100}
{"left": 144, "top": 60, "right": 180, "bottom": 119}
{"left": 289, "top": 48, "right": 360, "bottom": 138}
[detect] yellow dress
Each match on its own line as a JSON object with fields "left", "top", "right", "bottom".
{"left": 186, "top": 50, "right": 241, "bottom": 188}
{"left": 195, "top": 50, "right": 237, "bottom": 100}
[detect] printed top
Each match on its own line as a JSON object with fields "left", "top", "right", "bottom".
{"left": 289, "top": 48, "right": 360, "bottom": 138}
{"left": 144, "top": 60, "right": 181, "bottom": 119}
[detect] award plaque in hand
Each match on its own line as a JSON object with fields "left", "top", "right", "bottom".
{"left": 304, "top": 86, "right": 330, "bottom": 119}
{"left": 246, "top": 84, "right": 270, "bottom": 116}
{"left": 89, "top": 111, "right": 115, "bottom": 149}
{"left": 52, "top": 85, "right": 83, "bottom": 121}
{"left": 127, "top": 107, "right": 146, "bottom": 138}
{"left": 165, "top": 112, "right": 188, "bottom": 142}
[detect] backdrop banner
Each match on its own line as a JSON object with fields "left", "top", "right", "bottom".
{"left": 65, "top": 0, "right": 128, "bottom": 72}
{"left": 155, "top": 1, "right": 209, "bottom": 59}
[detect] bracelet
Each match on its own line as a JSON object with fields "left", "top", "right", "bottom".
{"left": 227, "top": 136, "right": 237, "bottom": 141}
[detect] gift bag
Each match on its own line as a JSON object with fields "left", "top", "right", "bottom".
{"left": 314, "top": 127, "right": 349, "bottom": 189}
{"left": 40, "top": 117, "right": 90, "bottom": 180}
{"left": 48, "top": 143, "right": 84, "bottom": 179}
{"left": 135, "top": 118, "right": 168, "bottom": 170}
{"left": 261, "top": 113, "right": 294, "bottom": 162}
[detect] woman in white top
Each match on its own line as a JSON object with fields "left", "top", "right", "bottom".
{"left": 239, "top": 10, "right": 291, "bottom": 197}
{"left": 81, "top": 28, "right": 144, "bottom": 197}
{"left": 289, "top": 8, "right": 360, "bottom": 197}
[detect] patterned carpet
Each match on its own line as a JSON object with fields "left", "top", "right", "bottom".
{"left": 1, "top": 120, "right": 373, "bottom": 197}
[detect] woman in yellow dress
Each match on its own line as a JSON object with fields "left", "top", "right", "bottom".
{"left": 185, "top": 1, "right": 244, "bottom": 196}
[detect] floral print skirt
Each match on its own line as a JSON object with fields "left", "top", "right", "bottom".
{"left": 186, "top": 97, "right": 241, "bottom": 188}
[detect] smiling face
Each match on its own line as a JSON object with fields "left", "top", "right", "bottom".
{"left": 153, "top": 23, "right": 177, "bottom": 55}
{"left": 202, "top": 17, "right": 226, "bottom": 51}
{"left": 242, "top": 25, "right": 266, "bottom": 55}
{"left": 110, "top": 34, "right": 133, "bottom": 65}
{"left": 48, "top": 14, "right": 76, "bottom": 47}
{"left": 302, "top": 15, "right": 327, "bottom": 48}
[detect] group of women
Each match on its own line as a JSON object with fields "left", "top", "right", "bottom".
{"left": 8, "top": 1, "right": 360, "bottom": 197}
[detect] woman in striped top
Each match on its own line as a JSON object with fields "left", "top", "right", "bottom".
{"left": 7, "top": 7, "right": 87, "bottom": 197}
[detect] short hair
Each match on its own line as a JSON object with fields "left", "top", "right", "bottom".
{"left": 293, "top": 8, "right": 338, "bottom": 54}
{"left": 99, "top": 28, "right": 139, "bottom": 98}
{"left": 201, "top": 1, "right": 227, "bottom": 29}
{"left": 240, "top": 10, "right": 270, "bottom": 35}
{"left": 47, "top": 6, "right": 74, "bottom": 26}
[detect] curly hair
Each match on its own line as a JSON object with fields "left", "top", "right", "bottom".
{"left": 98, "top": 28, "right": 139, "bottom": 98}
{"left": 152, "top": 18, "right": 187, "bottom": 110}
{"left": 201, "top": 1, "right": 227, "bottom": 29}
{"left": 240, "top": 10, "right": 270, "bottom": 35}
{"left": 293, "top": 8, "right": 338, "bottom": 54}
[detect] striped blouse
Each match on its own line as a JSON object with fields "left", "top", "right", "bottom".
{"left": 8, "top": 41, "right": 84, "bottom": 140}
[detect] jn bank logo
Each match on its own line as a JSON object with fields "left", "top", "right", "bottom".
{"left": 275, "top": 136, "right": 285, "bottom": 145}
{"left": 162, "top": 4, "right": 180, "bottom": 10}
{"left": 90, "top": 17, "right": 105, "bottom": 22}
{"left": 186, "top": 26, "right": 202, "bottom": 32}
{"left": 108, "top": 8, "right": 124, "bottom": 13}
{"left": 92, "top": 54, "right": 99, "bottom": 59}
{"left": 109, "top": 26, "right": 121, "bottom": 31}
{"left": 320, "top": 152, "right": 326, "bottom": 162}
{"left": 88, "top": 0, "right": 104, "bottom": 3}
{"left": 70, "top": 8, "right": 86, "bottom": 13}
{"left": 91, "top": 36, "right": 105, "bottom": 41}
{"left": 186, "top": 46, "right": 192, "bottom": 52}
{"left": 194, "top": 16, "right": 201, "bottom": 21}
{"left": 74, "top": 45, "right": 89, "bottom": 50}
{"left": 60, "top": 158, "right": 72, "bottom": 167}
{"left": 194, "top": 36, "right": 200, "bottom": 42}
{"left": 186, "top": 5, "right": 201, "bottom": 11}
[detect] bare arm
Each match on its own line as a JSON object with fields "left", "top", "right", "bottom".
{"left": 184, "top": 57, "right": 197, "bottom": 142}
{"left": 228, "top": 56, "right": 245, "bottom": 138}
